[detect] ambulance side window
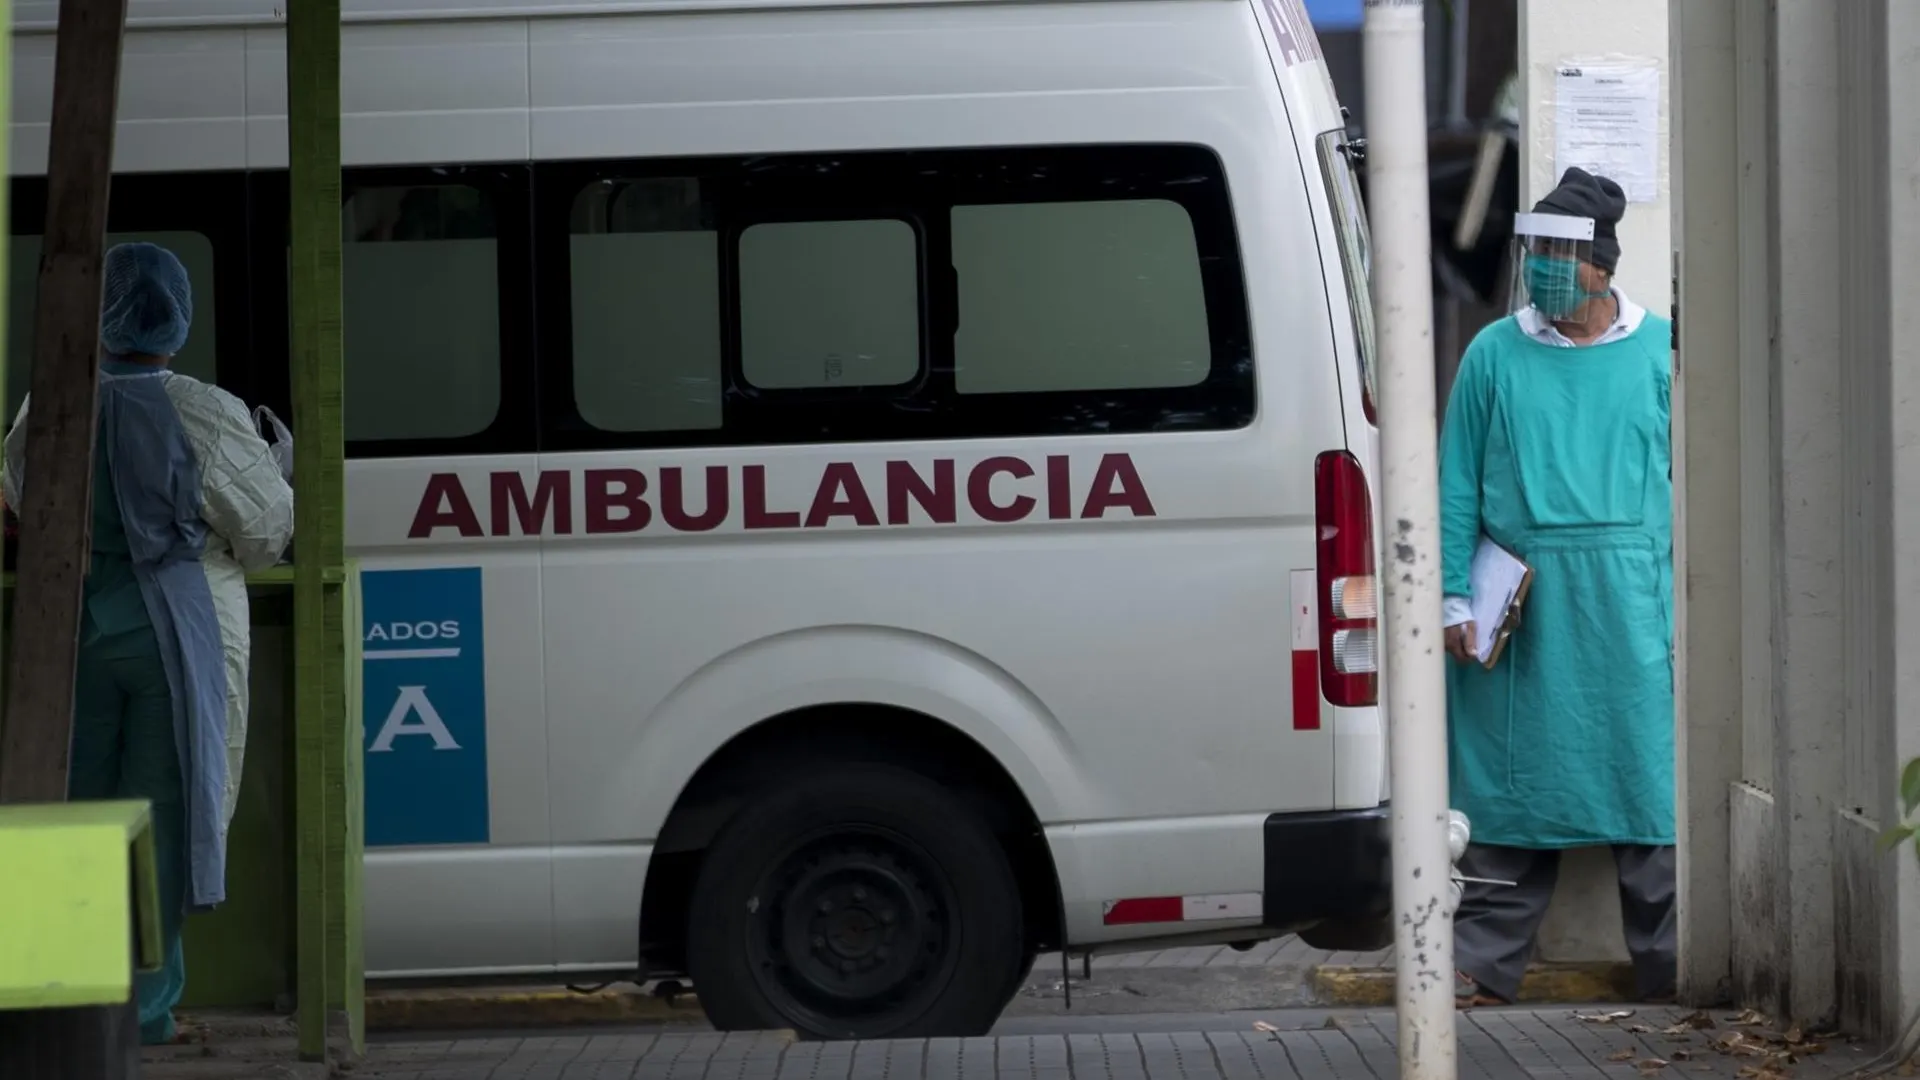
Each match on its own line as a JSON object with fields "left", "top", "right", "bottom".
{"left": 341, "top": 184, "right": 502, "bottom": 443}
{"left": 535, "top": 143, "right": 1253, "bottom": 452}
{"left": 315, "top": 164, "right": 537, "bottom": 462}
{"left": 567, "top": 177, "right": 723, "bottom": 435}
{"left": 6, "top": 172, "right": 253, "bottom": 418}
{"left": 738, "top": 219, "right": 921, "bottom": 391}
{"left": 951, "top": 199, "right": 1210, "bottom": 395}
{"left": 6, "top": 229, "right": 221, "bottom": 412}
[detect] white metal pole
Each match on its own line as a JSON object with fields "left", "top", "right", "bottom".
{"left": 1363, "top": 2, "right": 1456, "bottom": 1080}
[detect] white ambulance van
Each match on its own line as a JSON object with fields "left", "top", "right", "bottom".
{"left": 9, "top": 0, "right": 1389, "bottom": 1040}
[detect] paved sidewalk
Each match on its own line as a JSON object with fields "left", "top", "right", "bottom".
{"left": 1020, "top": 942, "right": 1626, "bottom": 1012}
{"left": 144, "top": 1006, "right": 1879, "bottom": 1080}
{"left": 1036, "top": 939, "right": 1386, "bottom": 972}
{"left": 1008, "top": 941, "right": 1387, "bottom": 1016}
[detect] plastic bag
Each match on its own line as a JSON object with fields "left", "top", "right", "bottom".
{"left": 254, "top": 405, "right": 294, "bottom": 482}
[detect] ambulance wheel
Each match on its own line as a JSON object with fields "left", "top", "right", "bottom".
{"left": 1004, "top": 946, "right": 1041, "bottom": 999}
{"left": 686, "top": 764, "right": 1025, "bottom": 1040}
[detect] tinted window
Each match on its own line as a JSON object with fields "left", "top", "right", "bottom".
{"left": 739, "top": 218, "right": 921, "bottom": 390}
{"left": 7, "top": 230, "right": 219, "bottom": 413}
{"left": 342, "top": 184, "right": 501, "bottom": 442}
{"left": 951, "top": 199, "right": 1210, "bottom": 395}
{"left": 568, "top": 177, "right": 723, "bottom": 434}
{"left": 539, "top": 144, "right": 1252, "bottom": 451}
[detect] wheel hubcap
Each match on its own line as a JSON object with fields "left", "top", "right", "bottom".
{"left": 748, "top": 829, "right": 957, "bottom": 1029}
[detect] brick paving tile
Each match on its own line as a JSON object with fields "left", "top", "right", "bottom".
{"left": 142, "top": 1006, "right": 1883, "bottom": 1080}
{"left": 1038, "top": 938, "right": 1391, "bottom": 973}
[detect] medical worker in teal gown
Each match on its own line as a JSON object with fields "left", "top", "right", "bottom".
{"left": 1437, "top": 168, "right": 1676, "bottom": 1007}
{"left": 2, "top": 243, "right": 295, "bottom": 1043}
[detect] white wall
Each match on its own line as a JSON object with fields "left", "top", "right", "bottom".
{"left": 1514, "top": 0, "right": 1672, "bottom": 967}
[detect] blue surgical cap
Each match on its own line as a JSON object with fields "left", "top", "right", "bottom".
{"left": 100, "top": 242, "right": 193, "bottom": 357}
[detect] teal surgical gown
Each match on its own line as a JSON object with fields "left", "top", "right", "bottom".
{"left": 1438, "top": 314, "right": 1675, "bottom": 849}
{"left": 70, "top": 429, "right": 191, "bottom": 1045}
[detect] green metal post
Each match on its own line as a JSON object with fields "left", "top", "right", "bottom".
{"left": 287, "top": 0, "right": 359, "bottom": 1061}
{"left": 0, "top": 0, "right": 12, "bottom": 727}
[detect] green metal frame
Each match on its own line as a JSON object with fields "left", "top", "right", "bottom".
{"left": 286, "top": 0, "right": 361, "bottom": 1061}
{"left": 0, "top": 800, "right": 160, "bottom": 1010}
{"left": 0, "top": 0, "right": 11, "bottom": 735}
{"left": 0, "top": 0, "right": 364, "bottom": 1061}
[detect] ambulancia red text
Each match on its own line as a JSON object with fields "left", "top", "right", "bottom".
{"left": 408, "top": 453, "right": 1157, "bottom": 539}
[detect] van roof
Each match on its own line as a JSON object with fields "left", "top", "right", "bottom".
{"left": 15, "top": 0, "right": 1242, "bottom": 33}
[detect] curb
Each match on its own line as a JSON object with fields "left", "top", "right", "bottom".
{"left": 365, "top": 985, "right": 710, "bottom": 1032}
{"left": 1310, "top": 962, "right": 1639, "bottom": 1007}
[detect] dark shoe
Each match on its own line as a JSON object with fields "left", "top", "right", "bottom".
{"left": 1454, "top": 970, "right": 1506, "bottom": 1009}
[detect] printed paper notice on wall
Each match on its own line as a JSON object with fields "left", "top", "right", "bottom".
{"left": 1553, "top": 61, "right": 1661, "bottom": 204}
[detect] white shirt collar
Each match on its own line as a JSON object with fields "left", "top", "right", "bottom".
{"left": 1515, "top": 288, "right": 1645, "bottom": 348}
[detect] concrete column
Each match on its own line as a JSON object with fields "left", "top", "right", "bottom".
{"left": 1669, "top": 0, "right": 1740, "bottom": 1005}
{"left": 1833, "top": 0, "right": 1895, "bottom": 1039}
{"left": 1674, "top": 0, "right": 1918, "bottom": 1036}
{"left": 1722, "top": 0, "right": 1780, "bottom": 1018}
{"left": 1513, "top": 0, "right": 1672, "bottom": 967}
{"left": 1890, "top": 2, "right": 1920, "bottom": 1035}
{"left": 1842, "top": 0, "right": 1920, "bottom": 1041}
{"left": 1758, "top": 0, "right": 1846, "bottom": 1030}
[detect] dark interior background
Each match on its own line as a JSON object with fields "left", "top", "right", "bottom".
{"left": 1308, "top": 0, "right": 1519, "bottom": 411}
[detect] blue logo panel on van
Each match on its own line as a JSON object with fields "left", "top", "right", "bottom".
{"left": 362, "top": 567, "right": 491, "bottom": 847}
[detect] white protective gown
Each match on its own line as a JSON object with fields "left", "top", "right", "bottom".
{"left": 4, "top": 371, "right": 294, "bottom": 827}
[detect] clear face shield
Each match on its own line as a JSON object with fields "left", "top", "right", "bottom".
{"left": 1510, "top": 212, "right": 1608, "bottom": 323}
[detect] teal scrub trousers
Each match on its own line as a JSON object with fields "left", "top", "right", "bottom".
{"left": 68, "top": 620, "right": 188, "bottom": 1046}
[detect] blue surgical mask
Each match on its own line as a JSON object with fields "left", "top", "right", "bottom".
{"left": 1523, "top": 254, "right": 1603, "bottom": 318}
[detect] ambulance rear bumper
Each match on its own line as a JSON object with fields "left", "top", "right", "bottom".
{"left": 1261, "top": 804, "right": 1392, "bottom": 932}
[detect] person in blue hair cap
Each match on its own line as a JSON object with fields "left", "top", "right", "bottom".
{"left": 3, "top": 241, "right": 294, "bottom": 1043}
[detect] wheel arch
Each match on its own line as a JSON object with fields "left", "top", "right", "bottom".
{"left": 639, "top": 701, "right": 1064, "bottom": 978}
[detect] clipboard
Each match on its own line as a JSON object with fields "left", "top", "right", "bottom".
{"left": 1469, "top": 537, "right": 1534, "bottom": 670}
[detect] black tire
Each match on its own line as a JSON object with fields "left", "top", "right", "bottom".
{"left": 1004, "top": 944, "right": 1041, "bottom": 1000}
{"left": 685, "top": 764, "right": 1025, "bottom": 1040}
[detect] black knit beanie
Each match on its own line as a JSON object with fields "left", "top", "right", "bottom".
{"left": 1531, "top": 167, "right": 1627, "bottom": 271}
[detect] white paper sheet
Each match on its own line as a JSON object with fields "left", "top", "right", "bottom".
{"left": 1553, "top": 61, "right": 1662, "bottom": 203}
{"left": 1469, "top": 537, "right": 1530, "bottom": 666}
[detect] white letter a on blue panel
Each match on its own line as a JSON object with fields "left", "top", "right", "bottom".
{"left": 370, "top": 685, "right": 464, "bottom": 753}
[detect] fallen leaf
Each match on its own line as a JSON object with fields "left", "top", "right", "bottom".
{"left": 1630, "top": 1024, "right": 1656, "bottom": 1034}
{"left": 1636, "top": 1058, "right": 1670, "bottom": 1074}
{"left": 1578, "top": 1010, "right": 1638, "bottom": 1024}
{"left": 1680, "top": 1012, "right": 1717, "bottom": 1030}
{"left": 1783, "top": 1028, "right": 1804, "bottom": 1045}
{"left": 1712, "top": 1033, "right": 1768, "bottom": 1057}
{"left": 1730, "top": 1010, "right": 1768, "bottom": 1027}
{"left": 1252, "top": 1021, "right": 1278, "bottom": 1033}
{"left": 1672, "top": 1050, "right": 1692, "bottom": 1061}
{"left": 1609, "top": 1050, "right": 1636, "bottom": 1062}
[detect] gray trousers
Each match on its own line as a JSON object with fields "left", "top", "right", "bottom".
{"left": 1452, "top": 843, "right": 1677, "bottom": 1003}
